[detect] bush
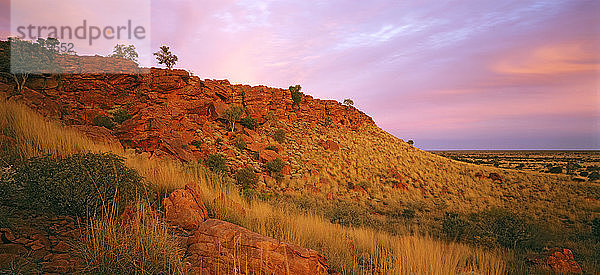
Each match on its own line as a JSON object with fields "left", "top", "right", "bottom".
{"left": 401, "top": 208, "right": 416, "bottom": 220}
{"left": 265, "top": 145, "right": 279, "bottom": 153}
{"left": 325, "top": 201, "right": 370, "bottom": 227}
{"left": 593, "top": 218, "right": 600, "bottom": 240}
{"left": 548, "top": 166, "right": 563, "bottom": 174}
{"left": 93, "top": 115, "right": 116, "bottom": 130}
{"left": 442, "top": 212, "right": 467, "bottom": 239}
{"left": 589, "top": 171, "right": 600, "bottom": 181}
{"left": 12, "top": 153, "right": 153, "bottom": 217}
{"left": 272, "top": 129, "right": 285, "bottom": 143}
{"left": 265, "top": 158, "right": 285, "bottom": 175}
{"left": 235, "top": 138, "right": 246, "bottom": 151}
{"left": 235, "top": 167, "right": 258, "bottom": 190}
{"left": 240, "top": 117, "right": 257, "bottom": 130}
{"left": 206, "top": 153, "right": 227, "bottom": 173}
{"left": 112, "top": 109, "right": 132, "bottom": 124}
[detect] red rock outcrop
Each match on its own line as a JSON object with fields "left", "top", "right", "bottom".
{"left": 186, "top": 219, "right": 332, "bottom": 274}
{"left": 163, "top": 184, "right": 209, "bottom": 230}
{"left": 527, "top": 248, "right": 583, "bottom": 274}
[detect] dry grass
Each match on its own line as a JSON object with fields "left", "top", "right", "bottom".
{"left": 0, "top": 98, "right": 508, "bottom": 274}
{"left": 75, "top": 201, "right": 186, "bottom": 274}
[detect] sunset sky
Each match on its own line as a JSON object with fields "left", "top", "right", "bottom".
{"left": 2, "top": 0, "right": 599, "bottom": 149}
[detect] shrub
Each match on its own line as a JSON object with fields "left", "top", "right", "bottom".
{"left": 442, "top": 212, "right": 467, "bottom": 239}
{"left": 548, "top": 166, "right": 563, "bottom": 174}
{"left": 265, "top": 158, "right": 285, "bottom": 175}
{"left": 343, "top": 99, "right": 354, "bottom": 107}
{"left": 325, "top": 201, "right": 370, "bottom": 227}
{"left": 112, "top": 109, "right": 132, "bottom": 124}
{"left": 589, "top": 171, "right": 600, "bottom": 181}
{"left": 93, "top": 115, "right": 116, "bottom": 130}
{"left": 401, "top": 208, "right": 416, "bottom": 220}
{"left": 240, "top": 117, "right": 257, "bottom": 130}
{"left": 206, "top": 153, "right": 227, "bottom": 173}
{"left": 12, "top": 153, "right": 153, "bottom": 217}
{"left": 235, "top": 167, "right": 258, "bottom": 190}
{"left": 235, "top": 138, "right": 246, "bottom": 151}
{"left": 593, "top": 218, "right": 600, "bottom": 240}
{"left": 265, "top": 145, "right": 279, "bottom": 153}
{"left": 272, "top": 129, "right": 285, "bottom": 143}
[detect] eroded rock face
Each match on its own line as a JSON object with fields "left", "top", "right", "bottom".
{"left": 163, "top": 184, "right": 209, "bottom": 230}
{"left": 527, "top": 248, "right": 583, "bottom": 274}
{"left": 186, "top": 219, "right": 332, "bottom": 275}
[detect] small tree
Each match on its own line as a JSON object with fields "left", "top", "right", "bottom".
{"left": 7, "top": 37, "right": 60, "bottom": 93}
{"left": 407, "top": 140, "right": 414, "bottom": 146}
{"left": 109, "top": 44, "right": 139, "bottom": 64}
{"left": 154, "top": 46, "right": 178, "bottom": 69}
{"left": 221, "top": 105, "right": 244, "bottom": 132}
{"left": 343, "top": 99, "right": 354, "bottom": 107}
{"left": 289, "top": 85, "right": 302, "bottom": 107}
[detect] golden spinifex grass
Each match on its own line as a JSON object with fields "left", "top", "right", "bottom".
{"left": 75, "top": 201, "right": 186, "bottom": 274}
{"left": 0, "top": 99, "right": 506, "bottom": 274}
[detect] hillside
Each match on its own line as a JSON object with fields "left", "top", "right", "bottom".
{"left": 1, "top": 46, "right": 599, "bottom": 273}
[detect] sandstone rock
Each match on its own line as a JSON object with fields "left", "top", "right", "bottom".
{"left": 527, "top": 248, "right": 583, "bottom": 274}
{"left": 186, "top": 219, "right": 332, "bottom": 274}
{"left": 163, "top": 184, "right": 209, "bottom": 230}
{"left": 319, "top": 140, "right": 340, "bottom": 151}
{"left": 259, "top": 149, "right": 281, "bottom": 163}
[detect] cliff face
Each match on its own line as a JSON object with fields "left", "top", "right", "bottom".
{"left": 0, "top": 56, "right": 375, "bottom": 164}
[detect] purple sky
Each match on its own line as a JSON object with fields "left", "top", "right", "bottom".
{"left": 3, "top": 1, "right": 600, "bottom": 149}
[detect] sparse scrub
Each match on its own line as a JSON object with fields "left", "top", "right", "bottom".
{"left": 240, "top": 117, "right": 257, "bottom": 129}
{"left": 235, "top": 166, "right": 258, "bottom": 190}
{"left": 206, "top": 153, "right": 227, "bottom": 173}
{"left": 272, "top": 129, "right": 286, "bottom": 143}
{"left": 289, "top": 85, "right": 302, "bottom": 107}
{"left": 112, "top": 109, "right": 132, "bottom": 124}
{"left": 265, "top": 158, "right": 285, "bottom": 175}
{"left": 93, "top": 115, "right": 116, "bottom": 130}
{"left": 235, "top": 137, "right": 246, "bottom": 150}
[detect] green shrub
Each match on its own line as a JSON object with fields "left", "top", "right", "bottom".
{"left": 265, "top": 145, "right": 279, "bottom": 153}
{"left": 235, "top": 167, "right": 258, "bottom": 190}
{"left": 206, "top": 153, "right": 227, "bottom": 173}
{"left": 401, "top": 208, "right": 416, "bottom": 220}
{"left": 112, "top": 109, "right": 132, "bottom": 124}
{"left": 548, "top": 166, "right": 563, "bottom": 174}
{"left": 93, "top": 115, "right": 116, "bottom": 130}
{"left": 442, "top": 212, "right": 467, "bottom": 239}
{"left": 0, "top": 166, "right": 19, "bottom": 206}
{"left": 589, "top": 171, "right": 600, "bottom": 181}
{"left": 593, "top": 218, "right": 600, "bottom": 240}
{"left": 272, "top": 129, "right": 285, "bottom": 143}
{"left": 235, "top": 138, "right": 246, "bottom": 151}
{"left": 240, "top": 117, "right": 257, "bottom": 130}
{"left": 325, "top": 201, "right": 369, "bottom": 227}
{"left": 12, "top": 153, "right": 153, "bottom": 217}
{"left": 265, "top": 158, "right": 285, "bottom": 175}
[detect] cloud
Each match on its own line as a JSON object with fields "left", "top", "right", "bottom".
{"left": 493, "top": 42, "right": 599, "bottom": 75}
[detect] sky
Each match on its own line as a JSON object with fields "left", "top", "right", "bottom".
{"left": 2, "top": 0, "right": 599, "bottom": 150}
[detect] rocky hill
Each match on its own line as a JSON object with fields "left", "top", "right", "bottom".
{"left": 1, "top": 42, "right": 599, "bottom": 273}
